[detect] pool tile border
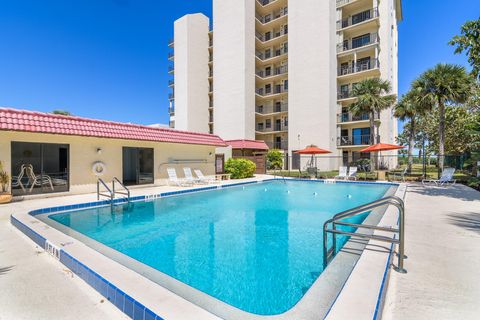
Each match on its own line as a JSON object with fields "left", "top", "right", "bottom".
{"left": 13, "top": 178, "right": 401, "bottom": 320}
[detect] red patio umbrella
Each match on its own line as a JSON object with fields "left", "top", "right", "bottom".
{"left": 295, "top": 145, "right": 332, "bottom": 169}
{"left": 360, "top": 143, "right": 405, "bottom": 153}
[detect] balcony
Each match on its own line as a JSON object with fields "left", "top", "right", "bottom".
{"left": 265, "top": 140, "right": 289, "bottom": 150}
{"left": 168, "top": 38, "right": 174, "bottom": 47}
{"left": 168, "top": 93, "right": 175, "bottom": 101}
{"left": 337, "top": 8, "right": 379, "bottom": 30}
{"left": 336, "top": 0, "right": 355, "bottom": 7}
{"left": 337, "top": 135, "right": 371, "bottom": 146}
{"left": 256, "top": 65, "right": 288, "bottom": 79}
{"left": 168, "top": 66, "right": 174, "bottom": 74}
{"left": 256, "top": 86, "right": 288, "bottom": 97}
{"left": 256, "top": 0, "right": 281, "bottom": 7}
{"left": 209, "top": 39, "right": 213, "bottom": 47}
{"left": 256, "top": 103, "right": 288, "bottom": 115}
{"left": 337, "top": 89, "right": 354, "bottom": 100}
{"left": 256, "top": 123, "right": 288, "bottom": 133}
{"left": 337, "top": 112, "right": 378, "bottom": 123}
{"left": 255, "top": 28, "right": 288, "bottom": 44}
{"left": 168, "top": 52, "right": 174, "bottom": 60}
{"left": 168, "top": 79, "right": 174, "bottom": 87}
{"left": 337, "top": 33, "right": 379, "bottom": 53}
{"left": 209, "top": 101, "right": 214, "bottom": 109}
{"left": 256, "top": 7, "right": 288, "bottom": 25}
{"left": 338, "top": 58, "right": 379, "bottom": 76}
{"left": 256, "top": 47, "right": 288, "bottom": 61}
{"left": 169, "top": 107, "right": 175, "bottom": 115}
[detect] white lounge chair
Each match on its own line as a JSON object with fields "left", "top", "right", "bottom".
{"left": 334, "top": 166, "right": 348, "bottom": 180}
{"left": 347, "top": 167, "right": 358, "bottom": 181}
{"left": 194, "top": 169, "right": 219, "bottom": 184}
{"left": 422, "top": 168, "right": 456, "bottom": 186}
{"left": 25, "top": 165, "right": 54, "bottom": 192}
{"left": 183, "top": 167, "right": 202, "bottom": 184}
{"left": 391, "top": 167, "right": 408, "bottom": 182}
{"left": 11, "top": 165, "right": 26, "bottom": 192}
{"left": 167, "top": 168, "right": 192, "bottom": 187}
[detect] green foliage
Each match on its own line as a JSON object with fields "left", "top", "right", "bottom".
{"left": 225, "top": 158, "right": 256, "bottom": 179}
{"left": 450, "top": 18, "right": 480, "bottom": 80}
{"left": 0, "top": 161, "right": 9, "bottom": 193}
{"left": 266, "top": 150, "right": 283, "bottom": 170}
{"left": 467, "top": 177, "right": 480, "bottom": 190}
{"left": 52, "top": 110, "right": 73, "bottom": 116}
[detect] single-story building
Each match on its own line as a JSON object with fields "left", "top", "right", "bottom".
{"left": 0, "top": 108, "right": 226, "bottom": 197}
{"left": 225, "top": 139, "right": 269, "bottom": 174}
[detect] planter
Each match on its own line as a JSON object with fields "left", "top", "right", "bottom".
{"left": 0, "top": 193, "right": 13, "bottom": 204}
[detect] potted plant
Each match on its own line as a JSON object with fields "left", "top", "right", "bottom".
{"left": 0, "top": 161, "right": 12, "bottom": 204}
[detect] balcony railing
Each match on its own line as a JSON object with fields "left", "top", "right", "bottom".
{"left": 338, "top": 58, "right": 379, "bottom": 76}
{"left": 337, "top": 8, "right": 379, "bottom": 30}
{"left": 168, "top": 52, "right": 174, "bottom": 60}
{"left": 169, "top": 107, "right": 175, "bottom": 115}
{"left": 256, "top": 0, "right": 279, "bottom": 7}
{"left": 256, "top": 65, "right": 288, "bottom": 78}
{"left": 337, "top": 113, "right": 378, "bottom": 123}
{"left": 209, "top": 69, "right": 213, "bottom": 77}
{"left": 256, "top": 7, "right": 288, "bottom": 24}
{"left": 209, "top": 101, "right": 214, "bottom": 108}
{"left": 256, "top": 86, "right": 288, "bottom": 96}
{"left": 168, "top": 79, "right": 174, "bottom": 86}
{"left": 256, "top": 103, "right": 288, "bottom": 114}
{"left": 256, "top": 124, "right": 288, "bottom": 133}
{"left": 336, "top": 0, "right": 354, "bottom": 7}
{"left": 266, "top": 140, "right": 289, "bottom": 150}
{"left": 209, "top": 54, "right": 213, "bottom": 62}
{"left": 337, "top": 33, "right": 379, "bottom": 53}
{"left": 338, "top": 89, "right": 354, "bottom": 100}
{"left": 256, "top": 47, "right": 288, "bottom": 60}
{"left": 209, "top": 39, "right": 213, "bottom": 47}
{"left": 255, "top": 27, "right": 288, "bottom": 43}
{"left": 337, "top": 135, "right": 371, "bottom": 146}
{"left": 168, "top": 66, "right": 175, "bottom": 73}
{"left": 168, "top": 38, "right": 174, "bottom": 47}
{"left": 168, "top": 93, "right": 175, "bottom": 100}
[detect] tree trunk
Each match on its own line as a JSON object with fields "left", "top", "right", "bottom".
{"left": 407, "top": 117, "right": 415, "bottom": 173}
{"left": 438, "top": 97, "right": 446, "bottom": 174}
{"left": 369, "top": 111, "right": 376, "bottom": 171}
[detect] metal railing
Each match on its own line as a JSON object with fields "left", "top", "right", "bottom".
{"left": 256, "top": 65, "right": 288, "bottom": 78}
{"left": 338, "top": 58, "right": 379, "bottom": 76}
{"left": 256, "top": 0, "right": 279, "bottom": 7}
{"left": 168, "top": 38, "right": 174, "bottom": 47}
{"left": 337, "top": 112, "right": 378, "bottom": 123}
{"left": 256, "top": 86, "right": 288, "bottom": 96}
{"left": 255, "top": 28, "right": 288, "bottom": 43}
{"left": 323, "top": 196, "right": 406, "bottom": 273}
{"left": 266, "top": 140, "right": 289, "bottom": 150}
{"left": 337, "top": 135, "right": 372, "bottom": 146}
{"left": 168, "top": 79, "right": 174, "bottom": 86}
{"left": 338, "top": 90, "right": 354, "bottom": 100}
{"left": 256, "top": 124, "right": 288, "bottom": 133}
{"left": 168, "top": 66, "right": 174, "bottom": 73}
{"left": 113, "top": 177, "right": 130, "bottom": 202}
{"left": 337, "top": 33, "right": 379, "bottom": 53}
{"left": 169, "top": 107, "right": 175, "bottom": 115}
{"left": 256, "top": 103, "right": 288, "bottom": 114}
{"left": 97, "top": 178, "right": 114, "bottom": 202}
{"left": 168, "top": 52, "right": 174, "bottom": 60}
{"left": 337, "top": 7, "right": 379, "bottom": 30}
{"left": 168, "top": 93, "right": 175, "bottom": 100}
{"left": 336, "top": 0, "right": 354, "bottom": 7}
{"left": 256, "top": 7, "right": 288, "bottom": 24}
{"left": 256, "top": 47, "right": 288, "bottom": 60}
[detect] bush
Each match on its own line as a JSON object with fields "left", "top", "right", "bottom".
{"left": 225, "top": 158, "right": 256, "bottom": 179}
{"left": 266, "top": 149, "right": 283, "bottom": 170}
{"left": 467, "top": 177, "right": 480, "bottom": 191}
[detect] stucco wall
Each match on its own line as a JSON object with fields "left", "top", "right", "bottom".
{"left": 0, "top": 131, "right": 217, "bottom": 195}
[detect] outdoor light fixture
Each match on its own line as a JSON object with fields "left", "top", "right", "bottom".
{"left": 96, "top": 148, "right": 102, "bottom": 155}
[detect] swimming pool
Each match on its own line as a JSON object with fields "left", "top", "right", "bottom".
{"left": 47, "top": 180, "right": 392, "bottom": 316}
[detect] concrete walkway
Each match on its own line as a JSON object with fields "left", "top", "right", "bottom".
{"left": 383, "top": 183, "right": 480, "bottom": 320}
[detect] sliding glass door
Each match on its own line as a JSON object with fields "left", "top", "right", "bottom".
{"left": 11, "top": 142, "right": 69, "bottom": 196}
{"left": 122, "top": 147, "right": 154, "bottom": 186}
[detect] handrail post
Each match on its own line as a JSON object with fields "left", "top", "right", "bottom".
{"left": 97, "top": 180, "right": 100, "bottom": 200}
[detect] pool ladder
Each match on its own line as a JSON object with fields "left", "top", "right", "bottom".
{"left": 97, "top": 178, "right": 131, "bottom": 203}
{"left": 323, "top": 196, "right": 407, "bottom": 273}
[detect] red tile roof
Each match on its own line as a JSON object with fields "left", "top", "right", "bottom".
{"left": 226, "top": 139, "right": 269, "bottom": 150}
{"left": 0, "top": 108, "right": 226, "bottom": 147}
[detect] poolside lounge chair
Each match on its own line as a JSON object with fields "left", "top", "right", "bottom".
{"left": 347, "top": 167, "right": 358, "bottom": 181}
{"left": 183, "top": 167, "right": 202, "bottom": 184}
{"left": 391, "top": 167, "right": 408, "bottom": 182}
{"left": 194, "top": 169, "right": 219, "bottom": 184}
{"left": 167, "top": 168, "right": 192, "bottom": 187}
{"left": 25, "top": 165, "right": 54, "bottom": 192}
{"left": 422, "top": 168, "right": 456, "bottom": 186}
{"left": 11, "top": 165, "right": 26, "bottom": 192}
{"left": 334, "top": 166, "right": 348, "bottom": 180}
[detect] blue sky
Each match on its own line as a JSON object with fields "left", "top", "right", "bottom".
{"left": 0, "top": 0, "right": 478, "bottom": 127}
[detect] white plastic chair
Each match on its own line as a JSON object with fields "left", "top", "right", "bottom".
{"left": 167, "top": 168, "right": 192, "bottom": 187}
{"left": 11, "top": 164, "right": 26, "bottom": 192}
{"left": 347, "top": 167, "right": 358, "bottom": 181}
{"left": 334, "top": 166, "right": 348, "bottom": 180}
{"left": 422, "top": 168, "right": 456, "bottom": 186}
{"left": 25, "top": 165, "right": 54, "bottom": 192}
{"left": 183, "top": 167, "right": 202, "bottom": 184}
{"left": 194, "top": 169, "right": 219, "bottom": 184}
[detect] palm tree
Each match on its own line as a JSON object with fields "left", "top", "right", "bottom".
{"left": 413, "top": 64, "right": 473, "bottom": 172}
{"left": 394, "top": 89, "right": 430, "bottom": 173}
{"left": 349, "top": 78, "right": 397, "bottom": 169}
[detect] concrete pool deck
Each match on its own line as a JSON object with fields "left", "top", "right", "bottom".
{"left": 382, "top": 183, "right": 480, "bottom": 320}
{"left": 1, "top": 179, "right": 479, "bottom": 319}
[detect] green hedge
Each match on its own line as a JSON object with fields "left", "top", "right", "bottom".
{"left": 225, "top": 158, "right": 256, "bottom": 179}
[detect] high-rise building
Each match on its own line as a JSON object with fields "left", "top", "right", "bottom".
{"left": 168, "top": 0, "right": 402, "bottom": 170}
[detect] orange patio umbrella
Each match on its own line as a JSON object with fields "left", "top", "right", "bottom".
{"left": 360, "top": 143, "right": 405, "bottom": 153}
{"left": 295, "top": 145, "right": 332, "bottom": 169}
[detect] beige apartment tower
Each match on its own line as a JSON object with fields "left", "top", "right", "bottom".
{"left": 168, "top": 0, "right": 402, "bottom": 170}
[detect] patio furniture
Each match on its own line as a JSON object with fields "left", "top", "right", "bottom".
{"left": 347, "top": 167, "right": 358, "bottom": 181}
{"left": 167, "top": 168, "right": 192, "bottom": 187}
{"left": 25, "top": 165, "right": 54, "bottom": 192}
{"left": 390, "top": 167, "right": 408, "bottom": 182}
{"left": 11, "top": 165, "right": 26, "bottom": 192}
{"left": 183, "top": 167, "right": 202, "bottom": 184}
{"left": 334, "top": 166, "right": 348, "bottom": 180}
{"left": 194, "top": 169, "right": 219, "bottom": 184}
{"left": 422, "top": 168, "right": 456, "bottom": 186}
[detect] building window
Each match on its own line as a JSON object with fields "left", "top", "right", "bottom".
{"left": 265, "top": 119, "right": 272, "bottom": 128}
{"left": 11, "top": 142, "right": 69, "bottom": 196}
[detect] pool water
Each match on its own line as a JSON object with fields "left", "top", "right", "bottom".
{"left": 49, "top": 180, "right": 391, "bottom": 315}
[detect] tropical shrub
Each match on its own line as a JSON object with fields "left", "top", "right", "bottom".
{"left": 0, "top": 161, "right": 10, "bottom": 193}
{"left": 266, "top": 149, "right": 283, "bottom": 170}
{"left": 467, "top": 177, "right": 480, "bottom": 191}
{"left": 225, "top": 158, "right": 256, "bottom": 179}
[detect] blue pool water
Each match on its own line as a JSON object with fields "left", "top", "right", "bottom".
{"left": 49, "top": 181, "right": 391, "bottom": 315}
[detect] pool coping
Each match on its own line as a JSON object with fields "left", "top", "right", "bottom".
{"left": 11, "top": 178, "right": 406, "bottom": 320}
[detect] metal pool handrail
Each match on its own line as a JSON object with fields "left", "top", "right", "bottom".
{"left": 323, "top": 196, "right": 406, "bottom": 273}
{"left": 113, "top": 177, "right": 130, "bottom": 202}
{"left": 97, "top": 178, "right": 114, "bottom": 203}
